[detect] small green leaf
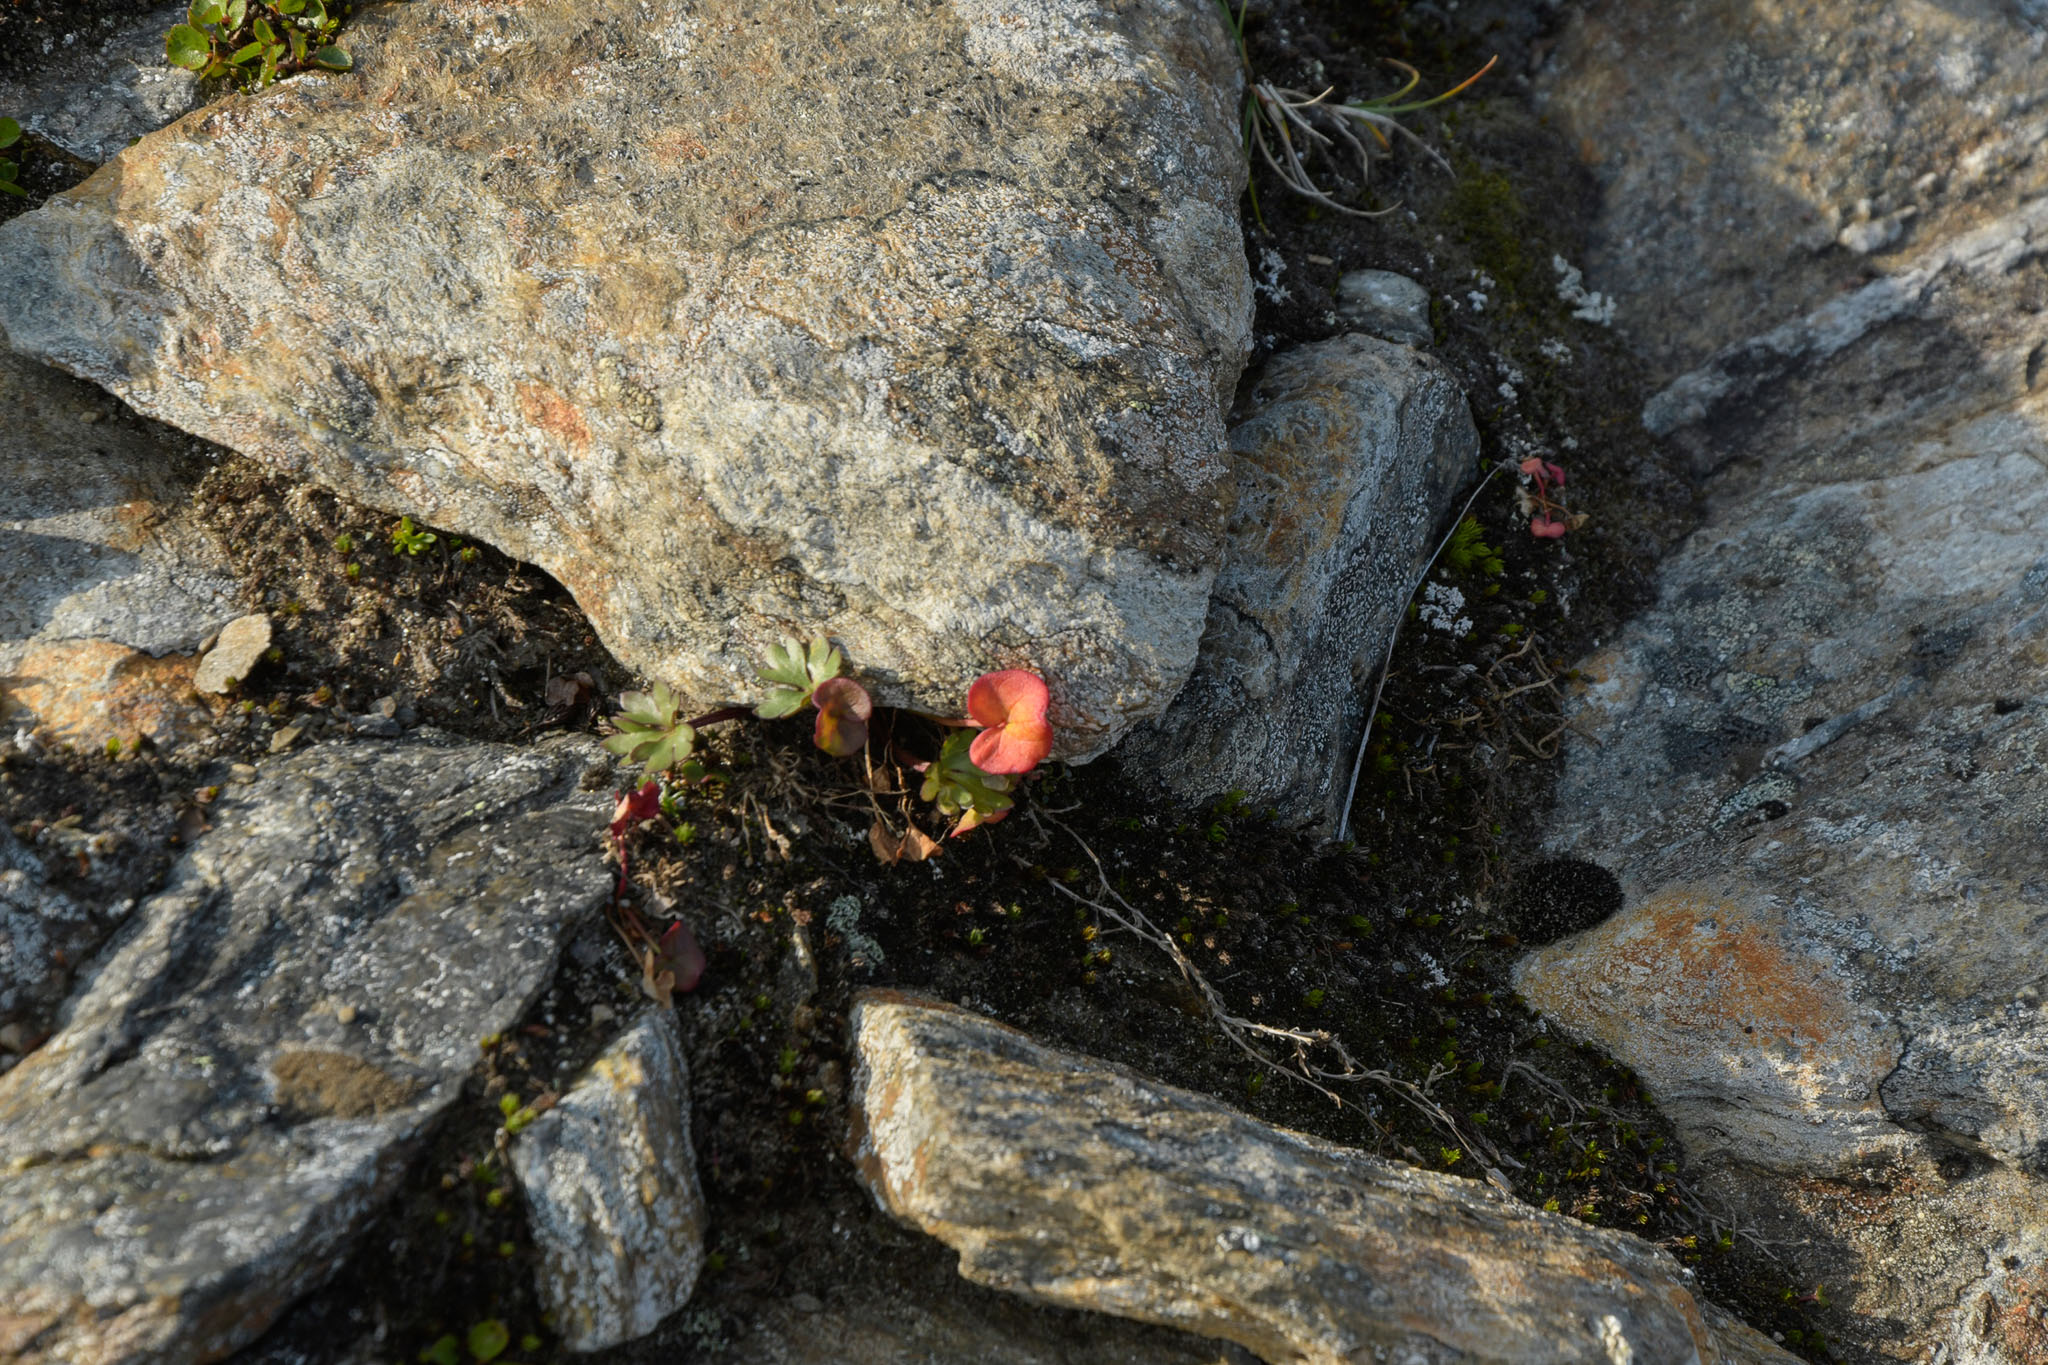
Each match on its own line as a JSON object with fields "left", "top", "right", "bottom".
{"left": 417, "top": 1337, "right": 460, "bottom": 1365}
{"left": 313, "top": 43, "right": 350, "bottom": 70}
{"left": 0, "top": 179, "right": 25, "bottom": 199}
{"left": 0, "top": 118, "right": 20, "bottom": 149}
{"left": 166, "top": 23, "right": 213, "bottom": 70}
{"left": 231, "top": 40, "right": 264, "bottom": 63}
{"left": 275, "top": 0, "right": 305, "bottom": 11}
{"left": 252, "top": 14, "right": 275, "bottom": 42}
{"left": 187, "top": 0, "right": 227, "bottom": 26}
{"left": 225, "top": 0, "right": 248, "bottom": 27}
{"left": 466, "top": 1322, "right": 511, "bottom": 1364}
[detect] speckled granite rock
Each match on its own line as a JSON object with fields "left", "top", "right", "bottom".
{"left": 1514, "top": 156, "right": 2048, "bottom": 1364}
{"left": 0, "top": 351, "right": 237, "bottom": 749}
{"left": 0, "top": 0, "right": 1252, "bottom": 760}
{"left": 512, "top": 1009, "right": 705, "bottom": 1352}
{"left": 1536, "top": 0, "right": 2048, "bottom": 382}
{"left": 1124, "top": 334, "right": 1475, "bottom": 826}
{"left": 0, "top": 734, "right": 612, "bottom": 1365}
{"left": 847, "top": 992, "right": 1792, "bottom": 1365}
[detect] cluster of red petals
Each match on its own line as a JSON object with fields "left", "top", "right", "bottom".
{"left": 965, "top": 669, "right": 1054, "bottom": 774}
{"left": 1519, "top": 456, "right": 1566, "bottom": 489}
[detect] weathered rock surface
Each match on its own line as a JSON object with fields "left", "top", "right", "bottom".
{"left": 1335, "top": 270, "right": 1433, "bottom": 347}
{"left": 0, "top": 0, "right": 1253, "bottom": 760}
{"left": 0, "top": 2, "right": 198, "bottom": 163}
{"left": 0, "top": 352, "right": 236, "bottom": 748}
{"left": 0, "top": 827, "right": 108, "bottom": 1046}
{"left": 192, "top": 612, "right": 271, "bottom": 694}
{"left": 1125, "top": 334, "right": 1475, "bottom": 825}
{"left": 847, "top": 992, "right": 1792, "bottom": 1365}
{"left": 0, "top": 734, "right": 612, "bottom": 1365}
{"left": 511, "top": 1008, "right": 705, "bottom": 1352}
{"left": 1537, "top": 0, "right": 2048, "bottom": 381}
{"left": 1518, "top": 47, "right": 2048, "bottom": 1356}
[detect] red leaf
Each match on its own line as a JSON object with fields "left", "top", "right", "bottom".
{"left": 1530, "top": 515, "right": 1568, "bottom": 539}
{"left": 609, "top": 780, "right": 662, "bottom": 844}
{"left": 656, "top": 919, "right": 705, "bottom": 993}
{"left": 963, "top": 669, "right": 1054, "bottom": 775}
{"left": 811, "top": 676, "right": 872, "bottom": 757}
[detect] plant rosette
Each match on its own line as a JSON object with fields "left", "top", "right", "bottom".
{"left": 166, "top": 0, "right": 351, "bottom": 89}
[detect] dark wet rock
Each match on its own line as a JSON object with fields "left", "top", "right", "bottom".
{"left": 0, "top": 733, "right": 612, "bottom": 1365}
{"left": 0, "top": 2, "right": 198, "bottom": 162}
{"left": 1126, "top": 333, "right": 1476, "bottom": 827}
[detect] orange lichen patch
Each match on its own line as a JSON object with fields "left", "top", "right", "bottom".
{"left": 644, "top": 129, "right": 710, "bottom": 168}
{"left": 1, "top": 640, "right": 207, "bottom": 750}
{"left": 1983, "top": 1261, "right": 2048, "bottom": 1359}
{"left": 1518, "top": 886, "right": 1898, "bottom": 1107}
{"left": 516, "top": 382, "right": 591, "bottom": 450}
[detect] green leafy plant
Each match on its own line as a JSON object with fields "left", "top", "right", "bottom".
{"left": 389, "top": 515, "right": 437, "bottom": 556}
{"left": 754, "top": 636, "right": 847, "bottom": 718}
{"left": 603, "top": 683, "right": 697, "bottom": 777}
{"left": 1441, "top": 515, "right": 1505, "bottom": 576}
{"left": 918, "top": 729, "right": 1018, "bottom": 834}
{"left": 166, "top": 0, "right": 351, "bottom": 89}
{"left": 0, "top": 118, "right": 24, "bottom": 200}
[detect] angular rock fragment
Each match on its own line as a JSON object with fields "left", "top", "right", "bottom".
{"left": 1126, "top": 334, "right": 1476, "bottom": 825}
{"left": 512, "top": 1009, "right": 706, "bottom": 1352}
{"left": 0, "top": 734, "right": 612, "bottom": 1365}
{"left": 0, "top": 0, "right": 1254, "bottom": 759}
{"left": 0, "top": 352, "right": 236, "bottom": 748}
{"left": 847, "top": 992, "right": 1791, "bottom": 1365}
{"left": 192, "top": 612, "right": 271, "bottom": 693}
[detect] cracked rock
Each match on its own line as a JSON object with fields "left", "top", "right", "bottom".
{"left": 0, "top": 734, "right": 612, "bottom": 1365}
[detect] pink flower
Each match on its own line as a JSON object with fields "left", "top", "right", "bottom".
{"left": 1519, "top": 456, "right": 1566, "bottom": 488}
{"left": 810, "top": 676, "right": 872, "bottom": 757}
{"left": 965, "top": 670, "right": 1054, "bottom": 775}
{"left": 1530, "top": 515, "right": 1568, "bottom": 539}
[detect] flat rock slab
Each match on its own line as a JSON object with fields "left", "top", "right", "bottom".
{"left": 512, "top": 1008, "right": 706, "bottom": 1352}
{"left": 846, "top": 992, "right": 1790, "bottom": 1365}
{"left": 0, "top": 351, "right": 238, "bottom": 749}
{"left": 0, "top": 734, "right": 612, "bottom": 1365}
{"left": 1537, "top": 0, "right": 2048, "bottom": 381}
{"left": 1126, "top": 333, "right": 1476, "bottom": 826}
{"left": 1513, "top": 167, "right": 2048, "bottom": 1363}
{"left": 0, "top": 0, "right": 1253, "bottom": 759}
{"left": 0, "top": 2, "right": 199, "bottom": 163}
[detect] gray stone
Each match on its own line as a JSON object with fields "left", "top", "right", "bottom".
{"left": 1125, "top": 334, "right": 1476, "bottom": 826}
{"left": 0, "top": 351, "right": 239, "bottom": 749}
{"left": 0, "top": 0, "right": 1253, "bottom": 761}
{"left": 847, "top": 992, "right": 1793, "bottom": 1365}
{"left": 1334, "top": 269, "right": 1433, "bottom": 345}
{"left": 0, "top": 4, "right": 200, "bottom": 163}
{"left": 1513, "top": 126, "right": 2048, "bottom": 1365}
{"left": 191, "top": 612, "right": 271, "bottom": 694}
{"left": 511, "top": 1009, "right": 706, "bottom": 1353}
{"left": 0, "top": 827, "right": 115, "bottom": 1041}
{"left": 1535, "top": 0, "right": 2048, "bottom": 383}
{"left": 0, "top": 733, "right": 612, "bottom": 1365}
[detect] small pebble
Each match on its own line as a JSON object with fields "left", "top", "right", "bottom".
{"left": 789, "top": 1292, "right": 823, "bottom": 1314}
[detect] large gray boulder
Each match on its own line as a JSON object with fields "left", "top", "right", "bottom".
{"left": 0, "top": 0, "right": 1252, "bottom": 760}
{"left": 0, "top": 734, "right": 612, "bottom": 1365}
{"left": 1520, "top": 9, "right": 2048, "bottom": 1352}
{"left": 848, "top": 992, "right": 1793, "bottom": 1365}
{"left": 1125, "top": 333, "right": 1476, "bottom": 826}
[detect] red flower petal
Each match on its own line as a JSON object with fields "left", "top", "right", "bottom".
{"left": 970, "top": 716, "right": 1054, "bottom": 775}
{"left": 1530, "top": 515, "right": 1568, "bottom": 539}
{"left": 811, "top": 677, "right": 872, "bottom": 757}
{"left": 966, "top": 669, "right": 1048, "bottom": 729}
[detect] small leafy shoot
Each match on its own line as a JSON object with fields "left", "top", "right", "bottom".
{"left": 755, "top": 635, "right": 846, "bottom": 719}
{"left": 603, "top": 683, "right": 697, "bottom": 777}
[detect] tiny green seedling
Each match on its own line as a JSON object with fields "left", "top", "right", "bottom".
{"left": 754, "top": 635, "right": 846, "bottom": 718}
{"left": 389, "top": 515, "right": 437, "bottom": 556}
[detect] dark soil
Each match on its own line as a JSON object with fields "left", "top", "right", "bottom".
{"left": 0, "top": 0, "right": 162, "bottom": 79}
{"left": 5, "top": 0, "right": 1849, "bottom": 1361}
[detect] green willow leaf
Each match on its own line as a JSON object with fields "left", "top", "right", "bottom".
{"left": 0, "top": 118, "right": 21, "bottom": 150}
{"left": 313, "top": 44, "right": 351, "bottom": 71}
{"left": 166, "top": 24, "right": 213, "bottom": 69}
